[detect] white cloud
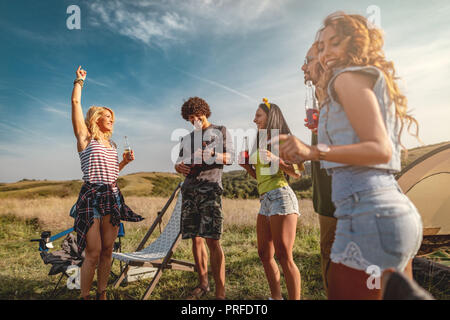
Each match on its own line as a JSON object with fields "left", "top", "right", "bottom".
{"left": 88, "top": 0, "right": 290, "bottom": 48}
{"left": 89, "top": 0, "right": 192, "bottom": 48}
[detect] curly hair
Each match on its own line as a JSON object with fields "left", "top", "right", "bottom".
{"left": 316, "top": 12, "right": 420, "bottom": 151}
{"left": 181, "top": 97, "right": 211, "bottom": 120}
{"left": 85, "top": 106, "right": 114, "bottom": 141}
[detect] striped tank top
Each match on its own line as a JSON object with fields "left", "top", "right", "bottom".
{"left": 79, "top": 139, "right": 119, "bottom": 190}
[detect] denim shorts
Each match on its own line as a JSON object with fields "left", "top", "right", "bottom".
{"left": 92, "top": 192, "right": 122, "bottom": 220}
{"left": 330, "top": 184, "right": 423, "bottom": 273}
{"left": 259, "top": 186, "right": 300, "bottom": 217}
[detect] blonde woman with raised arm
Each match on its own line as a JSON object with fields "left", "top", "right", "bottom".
{"left": 71, "top": 66, "right": 143, "bottom": 300}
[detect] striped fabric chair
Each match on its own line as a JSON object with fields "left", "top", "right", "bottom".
{"left": 112, "top": 183, "right": 196, "bottom": 300}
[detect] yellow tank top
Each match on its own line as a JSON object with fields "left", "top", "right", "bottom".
{"left": 251, "top": 149, "right": 289, "bottom": 195}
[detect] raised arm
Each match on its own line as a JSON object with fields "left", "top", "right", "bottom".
{"left": 71, "top": 66, "right": 90, "bottom": 152}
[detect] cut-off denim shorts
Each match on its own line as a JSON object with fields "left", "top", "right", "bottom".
{"left": 330, "top": 183, "right": 423, "bottom": 273}
{"left": 259, "top": 185, "right": 300, "bottom": 217}
{"left": 92, "top": 192, "right": 122, "bottom": 220}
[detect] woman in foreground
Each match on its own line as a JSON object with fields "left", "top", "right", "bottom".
{"left": 278, "top": 13, "right": 423, "bottom": 299}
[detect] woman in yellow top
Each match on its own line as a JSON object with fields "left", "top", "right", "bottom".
{"left": 240, "top": 99, "right": 302, "bottom": 300}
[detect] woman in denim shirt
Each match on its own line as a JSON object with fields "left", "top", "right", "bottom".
{"left": 278, "top": 13, "right": 422, "bottom": 299}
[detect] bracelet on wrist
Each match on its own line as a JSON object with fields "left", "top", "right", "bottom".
{"left": 74, "top": 78, "right": 84, "bottom": 88}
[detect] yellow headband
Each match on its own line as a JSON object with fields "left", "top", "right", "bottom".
{"left": 262, "top": 98, "right": 271, "bottom": 110}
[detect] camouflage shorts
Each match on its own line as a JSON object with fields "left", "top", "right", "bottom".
{"left": 181, "top": 183, "right": 224, "bottom": 240}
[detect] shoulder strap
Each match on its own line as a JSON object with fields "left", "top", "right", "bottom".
{"left": 327, "top": 66, "right": 383, "bottom": 104}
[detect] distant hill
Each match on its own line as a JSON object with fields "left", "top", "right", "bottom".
{"left": 1, "top": 142, "right": 448, "bottom": 200}
{"left": 401, "top": 141, "right": 450, "bottom": 168}
{"left": 0, "top": 172, "right": 183, "bottom": 199}
{"left": 222, "top": 170, "right": 312, "bottom": 199}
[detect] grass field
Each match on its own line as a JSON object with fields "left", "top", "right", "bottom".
{"left": 0, "top": 198, "right": 325, "bottom": 300}
{"left": 1, "top": 196, "right": 448, "bottom": 300}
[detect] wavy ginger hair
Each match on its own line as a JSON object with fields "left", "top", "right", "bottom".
{"left": 316, "top": 12, "right": 420, "bottom": 151}
{"left": 85, "top": 106, "right": 115, "bottom": 141}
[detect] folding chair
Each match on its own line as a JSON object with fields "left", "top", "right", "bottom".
{"left": 31, "top": 222, "right": 125, "bottom": 299}
{"left": 112, "top": 182, "right": 196, "bottom": 300}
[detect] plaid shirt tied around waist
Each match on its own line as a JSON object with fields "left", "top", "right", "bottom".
{"left": 73, "top": 182, "right": 144, "bottom": 255}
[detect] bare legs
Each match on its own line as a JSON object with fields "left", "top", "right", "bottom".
{"left": 328, "top": 262, "right": 381, "bottom": 300}
{"left": 403, "top": 259, "right": 414, "bottom": 280}
{"left": 192, "top": 237, "right": 226, "bottom": 299}
{"left": 192, "top": 237, "right": 209, "bottom": 290}
{"left": 97, "top": 217, "right": 119, "bottom": 299}
{"left": 257, "top": 215, "right": 281, "bottom": 299}
{"left": 80, "top": 219, "right": 101, "bottom": 299}
{"left": 328, "top": 259, "right": 415, "bottom": 300}
{"left": 80, "top": 216, "right": 119, "bottom": 300}
{"left": 257, "top": 214, "right": 301, "bottom": 300}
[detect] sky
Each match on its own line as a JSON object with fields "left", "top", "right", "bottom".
{"left": 0, "top": 0, "right": 449, "bottom": 183}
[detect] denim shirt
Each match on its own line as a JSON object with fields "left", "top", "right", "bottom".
{"left": 317, "top": 66, "right": 402, "bottom": 202}
{"left": 317, "top": 66, "right": 402, "bottom": 173}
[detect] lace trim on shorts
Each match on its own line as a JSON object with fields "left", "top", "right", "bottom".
{"left": 330, "top": 241, "right": 373, "bottom": 272}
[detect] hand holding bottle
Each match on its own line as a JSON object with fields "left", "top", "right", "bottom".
{"left": 304, "top": 80, "right": 319, "bottom": 131}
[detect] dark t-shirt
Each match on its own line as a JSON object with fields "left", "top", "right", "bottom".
{"left": 311, "top": 133, "right": 335, "bottom": 217}
{"left": 177, "top": 124, "right": 234, "bottom": 190}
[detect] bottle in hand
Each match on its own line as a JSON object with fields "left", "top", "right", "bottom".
{"left": 240, "top": 136, "right": 250, "bottom": 165}
{"left": 304, "top": 81, "right": 319, "bottom": 129}
{"left": 124, "top": 136, "right": 132, "bottom": 161}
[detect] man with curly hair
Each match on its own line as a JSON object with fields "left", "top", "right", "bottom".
{"left": 175, "top": 97, "right": 234, "bottom": 300}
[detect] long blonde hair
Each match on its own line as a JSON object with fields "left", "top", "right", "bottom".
{"left": 316, "top": 12, "right": 420, "bottom": 151}
{"left": 85, "top": 106, "right": 115, "bottom": 141}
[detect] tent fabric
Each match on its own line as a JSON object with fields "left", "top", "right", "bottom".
{"left": 397, "top": 143, "right": 450, "bottom": 235}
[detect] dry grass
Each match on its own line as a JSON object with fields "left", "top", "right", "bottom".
{"left": 0, "top": 197, "right": 77, "bottom": 231}
{"left": 0, "top": 196, "right": 317, "bottom": 232}
{"left": 222, "top": 198, "right": 318, "bottom": 228}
